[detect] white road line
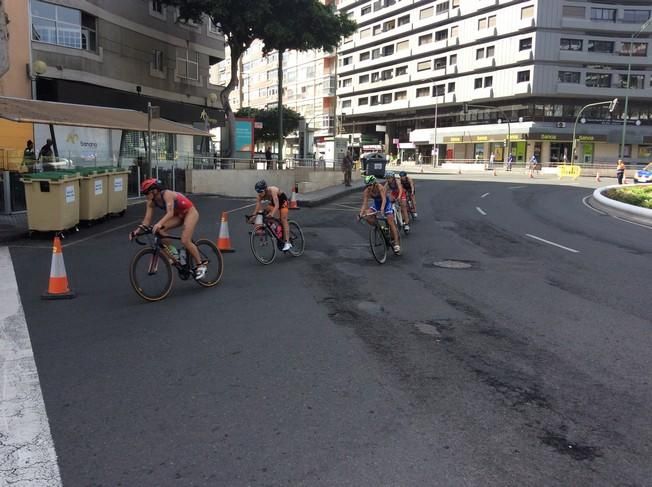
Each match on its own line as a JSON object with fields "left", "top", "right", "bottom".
{"left": 0, "top": 248, "right": 62, "bottom": 486}
{"left": 613, "top": 215, "right": 652, "bottom": 230}
{"left": 476, "top": 207, "right": 487, "bottom": 216}
{"left": 312, "top": 207, "right": 357, "bottom": 212}
{"left": 331, "top": 203, "right": 361, "bottom": 210}
{"left": 480, "top": 192, "right": 490, "bottom": 198}
{"left": 526, "top": 234, "right": 579, "bottom": 253}
{"left": 509, "top": 186, "right": 527, "bottom": 190}
{"left": 582, "top": 195, "right": 607, "bottom": 215}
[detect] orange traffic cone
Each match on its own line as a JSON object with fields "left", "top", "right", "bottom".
{"left": 289, "top": 184, "right": 299, "bottom": 210}
{"left": 595, "top": 171, "right": 601, "bottom": 182}
{"left": 42, "top": 235, "right": 75, "bottom": 300}
{"left": 217, "top": 211, "right": 235, "bottom": 252}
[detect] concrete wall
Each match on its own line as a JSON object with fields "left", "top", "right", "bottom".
{"left": 187, "top": 169, "right": 359, "bottom": 197}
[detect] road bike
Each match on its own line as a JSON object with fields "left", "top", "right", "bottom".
{"left": 359, "top": 211, "right": 400, "bottom": 264}
{"left": 129, "top": 226, "right": 223, "bottom": 302}
{"left": 406, "top": 193, "right": 417, "bottom": 221}
{"left": 247, "top": 212, "right": 305, "bottom": 265}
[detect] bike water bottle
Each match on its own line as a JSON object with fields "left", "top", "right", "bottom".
{"left": 178, "top": 248, "right": 187, "bottom": 266}
{"left": 166, "top": 244, "right": 179, "bottom": 259}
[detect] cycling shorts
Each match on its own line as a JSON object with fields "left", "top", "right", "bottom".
{"left": 370, "top": 197, "right": 394, "bottom": 215}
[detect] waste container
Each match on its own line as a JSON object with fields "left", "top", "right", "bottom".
{"left": 106, "top": 168, "right": 130, "bottom": 216}
{"left": 361, "top": 152, "right": 388, "bottom": 177}
{"left": 21, "top": 171, "right": 80, "bottom": 232}
{"left": 79, "top": 168, "right": 109, "bottom": 222}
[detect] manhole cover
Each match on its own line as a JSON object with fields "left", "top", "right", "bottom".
{"left": 433, "top": 260, "right": 472, "bottom": 269}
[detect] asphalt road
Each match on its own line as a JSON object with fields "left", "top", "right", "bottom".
{"left": 8, "top": 178, "right": 652, "bottom": 486}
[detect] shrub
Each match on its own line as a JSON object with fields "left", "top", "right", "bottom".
{"left": 605, "top": 186, "right": 652, "bottom": 209}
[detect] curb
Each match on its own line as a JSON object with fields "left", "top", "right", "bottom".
{"left": 296, "top": 183, "right": 364, "bottom": 208}
{"left": 591, "top": 183, "right": 652, "bottom": 226}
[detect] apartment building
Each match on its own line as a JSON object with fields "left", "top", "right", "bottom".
{"left": 336, "top": 0, "right": 652, "bottom": 164}
{"left": 11, "top": 0, "right": 225, "bottom": 158}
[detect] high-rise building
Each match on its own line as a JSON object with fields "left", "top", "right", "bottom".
{"left": 336, "top": 0, "right": 652, "bottom": 165}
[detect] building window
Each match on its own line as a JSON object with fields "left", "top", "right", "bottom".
{"left": 360, "top": 52, "right": 370, "bottom": 61}
{"left": 434, "top": 57, "right": 446, "bottom": 69}
{"left": 488, "top": 15, "right": 496, "bottom": 28}
{"left": 395, "top": 66, "right": 407, "bottom": 76}
{"left": 433, "top": 84, "right": 445, "bottom": 96}
{"left": 478, "top": 18, "right": 487, "bottom": 30}
{"left": 619, "top": 74, "right": 645, "bottom": 89}
{"left": 360, "top": 28, "right": 371, "bottom": 39}
{"left": 395, "top": 91, "right": 407, "bottom": 101}
{"left": 484, "top": 76, "right": 493, "bottom": 88}
{"left": 361, "top": 4, "right": 371, "bottom": 15}
{"left": 396, "top": 40, "right": 409, "bottom": 51}
{"left": 621, "top": 42, "right": 648, "bottom": 57}
{"left": 436, "top": 2, "right": 450, "bottom": 14}
{"left": 449, "top": 54, "right": 457, "bottom": 65}
{"left": 382, "top": 45, "right": 394, "bottom": 56}
{"left": 558, "top": 71, "right": 580, "bottom": 83}
{"left": 588, "top": 40, "right": 614, "bottom": 53}
{"left": 519, "top": 38, "right": 532, "bottom": 51}
{"left": 31, "top": 0, "right": 99, "bottom": 50}
{"left": 474, "top": 78, "right": 483, "bottom": 89}
{"left": 585, "top": 73, "right": 612, "bottom": 88}
{"left": 152, "top": 49, "right": 164, "bottom": 72}
{"left": 476, "top": 48, "right": 485, "bottom": 60}
{"left": 342, "top": 100, "right": 352, "bottom": 109}
{"left": 381, "top": 69, "right": 393, "bottom": 80}
{"left": 435, "top": 29, "right": 448, "bottom": 41}
{"left": 486, "top": 46, "right": 495, "bottom": 57}
{"left": 521, "top": 6, "right": 534, "bottom": 19}
{"left": 447, "top": 82, "right": 455, "bottom": 93}
{"left": 342, "top": 56, "right": 352, "bottom": 66}
{"left": 398, "top": 15, "right": 410, "bottom": 26}
{"left": 450, "top": 25, "right": 459, "bottom": 37}
{"left": 416, "top": 87, "right": 430, "bottom": 97}
{"left": 373, "top": 25, "right": 382, "bottom": 35}
{"left": 208, "top": 19, "right": 222, "bottom": 34}
{"left": 420, "top": 6, "right": 434, "bottom": 19}
{"left": 417, "top": 61, "right": 431, "bottom": 71}
{"left": 176, "top": 49, "right": 199, "bottom": 80}
{"left": 590, "top": 8, "right": 616, "bottom": 22}
{"left": 560, "top": 38, "right": 583, "bottom": 51}
{"left": 359, "top": 97, "right": 369, "bottom": 106}
{"left": 517, "top": 71, "right": 530, "bottom": 83}
{"left": 341, "top": 78, "right": 352, "bottom": 87}
{"left": 381, "top": 93, "right": 392, "bottom": 104}
{"left": 418, "top": 34, "right": 432, "bottom": 45}
{"left": 623, "top": 10, "right": 650, "bottom": 24}
{"left": 452, "top": 0, "right": 460, "bottom": 6}
{"left": 562, "top": 6, "right": 585, "bottom": 18}
{"left": 383, "top": 20, "right": 395, "bottom": 32}
{"left": 149, "top": 0, "right": 166, "bottom": 19}
{"left": 359, "top": 74, "right": 369, "bottom": 83}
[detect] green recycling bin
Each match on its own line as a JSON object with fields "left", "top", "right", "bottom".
{"left": 21, "top": 171, "right": 81, "bottom": 232}
{"left": 106, "top": 168, "right": 130, "bottom": 216}
{"left": 78, "top": 167, "right": 109, "bottom": 222}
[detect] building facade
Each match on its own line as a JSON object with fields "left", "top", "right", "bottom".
{"left": 335, "top": 0, "right": 652, "bottom": 164}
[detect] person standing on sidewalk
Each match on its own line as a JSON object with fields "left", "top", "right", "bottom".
{"left": 616, "top": 159, "right": 626, "bottom": 185}
{"left": 342, "top": 150, "right": 353, "bottom": 187}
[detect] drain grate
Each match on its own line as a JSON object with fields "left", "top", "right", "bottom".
{"left": 432, "top": 260, "right": 472, "bottom": 269}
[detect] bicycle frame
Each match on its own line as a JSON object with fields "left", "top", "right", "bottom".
{"left": 134, "top": 229, "right": 193, "bottom": 279}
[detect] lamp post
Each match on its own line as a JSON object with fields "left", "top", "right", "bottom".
{"left": 619, "top": 17, "right": 652, "bottom": 159}
{"left": 572, "top": 98, "right": 618, "bottom": 165}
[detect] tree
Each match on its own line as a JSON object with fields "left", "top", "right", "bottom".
{"left": 236, "top": 105, "right": 301, "bottom": 145}
{"left": 163, "top": 0, "right": 356, "bottom": 161}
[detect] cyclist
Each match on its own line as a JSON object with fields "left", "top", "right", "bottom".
{"left": 129, "top": 178, "right": 207, "bottom": 279}
{"left": 384, "top": 171, "right": 410, "bottom": 232}
{"left": 399, "top": 170, "right": 417, "bottom": 218}
{"left": 359, "top": 175, "right": 401, "bottom": 254}
{"left": 250, "top": 180, "right": 292, "bottom": 252}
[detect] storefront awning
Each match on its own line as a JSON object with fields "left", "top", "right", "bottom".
{"left": 0, "top": 96, "right": 208, "bottom": 136}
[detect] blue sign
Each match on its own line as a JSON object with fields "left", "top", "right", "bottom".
{"left": 235, "top": 119, "right": 253, "bottom": 153}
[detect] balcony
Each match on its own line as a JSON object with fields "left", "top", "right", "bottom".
{"left": 561, "top": 17, "right": 645, "bottom": 34}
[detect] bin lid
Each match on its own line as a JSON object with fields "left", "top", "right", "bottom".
{"left": 21, "top": 171, "right": 80, "bottom": 181}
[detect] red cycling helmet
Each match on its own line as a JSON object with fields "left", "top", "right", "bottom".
{"left": 140, "top": 178, "right": 161, "bottom": 193}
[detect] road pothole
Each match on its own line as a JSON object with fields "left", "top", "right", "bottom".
{"left": 432, "top": 260, "right": 473, "bottom": 269}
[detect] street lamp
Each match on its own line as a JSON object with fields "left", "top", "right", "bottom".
{"left": 619, "top": 17, "right": 652, "bottom": 158}
{"left": 572, "top": 98, "right": 618, "bottom": 165}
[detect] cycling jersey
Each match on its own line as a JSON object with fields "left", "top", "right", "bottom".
{"left": 371, "top": 195, "right": 394, "bottom": 215}
{"left": 400, "top": 178, "right": 413, "bottom": 193}
{"left": 154, "top": 190, "right": 194, "bottom": 217}
{"left": 268, "top": 192, "right": 289, "bottom": 209}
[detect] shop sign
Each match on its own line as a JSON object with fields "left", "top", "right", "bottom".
{"left": 577, "top": 135, "right": 606, "bottom": 142}
{"left": 444, "top": 136, "right": 463, "bottom": 143}
{"left": 398, "top": 142, "right": 415, "bottom": 149}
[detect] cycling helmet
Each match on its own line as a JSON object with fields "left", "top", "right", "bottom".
{"left": 385, "top": 170, "right": 395, "bottom": 179}
{"left": 140, "top": 178, "right": 161, "bottom": 194}
{"left": 399, "top": 171, "right": 407, "bottom": 177}
{"left": 364, "top": 175, "right": 377, "bottom": 186}
{"left": 254, "top": 179, "right": 268, "bottom": 193}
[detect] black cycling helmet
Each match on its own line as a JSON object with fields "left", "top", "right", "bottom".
{"left": 254, "top": 180, "right": 267, "bottom": 193}
{"left": 399, "top": 171, "right": 407, "bottom": 177}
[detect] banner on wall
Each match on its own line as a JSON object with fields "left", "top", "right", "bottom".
{"left": 35, "top": 124, "right": 118, "bottom": 164}
{"left": 234, "top": 118, "right": 254, "bottom": 155}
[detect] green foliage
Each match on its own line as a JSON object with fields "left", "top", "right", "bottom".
{"left": 236, "top": 106, "right": 301, "bottom": 142}
{"left": 605, "top": 186, "right": 652, "bottom": 209}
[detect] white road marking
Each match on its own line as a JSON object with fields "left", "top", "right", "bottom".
{"left": 582, "top": 195, "right": 607, "bottom": 215}
{"left": 526, "top": 234, "right": 579, "bottom": 253}
{"left": 509, "top": 186, "right": 527, "bottom": 190}
{"left": 613, "top": 215, "right": 652, "bottom": 230}
{"left": 476, "top": 207, "right": 487, "bottom": 216}
{"left": 480, "top": 192, "right": 490, "bottom": 198}
{"left": 0, "top": 247, "right": 62, "bottom": 486}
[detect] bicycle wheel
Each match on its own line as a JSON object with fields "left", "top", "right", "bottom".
{"left": 193, "top": 239, "right": 224, "bottom": 288}
{"left": 369, "top": 224, "right": 387, "bottom": 264}
{"left": 288, "top": 221, "right": 305, "bottom": 257}
{"left": 250, "top": 225, "right": 277, "bottom": 264}
{"left": 129, "top": 248, "right": 173, "bottom": 302}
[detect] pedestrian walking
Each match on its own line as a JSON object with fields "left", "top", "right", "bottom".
{"left": 488, "top": 152, "right": 495, "bottom": 170}
{"left": 342, "top": 150, "right": 353, "bottom": 186}
{"left": 506, "top": 152, "right": 514, "bottom": 171}
{"left": 528, "top": 154, "right": 538, "bottom": 178}
{"left": 616, "top": 159, "right": 625, "bottom": 185}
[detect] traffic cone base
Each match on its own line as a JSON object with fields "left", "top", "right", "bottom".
{"left": 217, "top": 211, "right": 235, "bottom": 252}
{"left": 42, "top": 236, "right": 75, "bottom": 300}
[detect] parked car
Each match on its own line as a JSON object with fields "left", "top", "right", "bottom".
{"left": 634, "top": 163, "right": 652, "bottom": 183}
